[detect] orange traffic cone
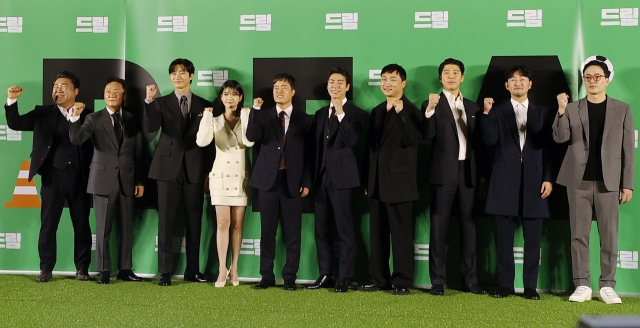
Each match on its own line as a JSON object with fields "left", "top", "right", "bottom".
{"left": 5, "top": 160, "right": 41, "bottom": 208}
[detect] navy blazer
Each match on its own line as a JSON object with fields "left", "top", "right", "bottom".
{"left": 143, "top": 93, "right": 213, "bottom": 183}
{"left": 246, "top": 106, "right": 313, "bottom": 196}
{"left": 363, "top": 95, "right": 423, "bottom": 203}
{"left": 422, "top": 92, "right": 481, "bottom": 187}
{"left": 313, "top": 100, "right": 365, "bottom": 190}
{"left": 482, "top": 100, "right": 552, "bottom": 218}
{"left": 5, "top": 102, "right": 93, "bottom": 181}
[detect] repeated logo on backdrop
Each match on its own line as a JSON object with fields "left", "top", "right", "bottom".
{"left": 196, "top": 70, "right": 229, "bottom": 87}
{"left": 601, "top": 8, "right": 639, "bottom": 26}
{"left": 325, "top": 13, "right": 358, "bottom": 30}
{"left": 157, "top": 16, "right": 188, "bottom": 32}
{"left": 239, "top": 14, "right": 271, "bottom": 31}
{"left": 414, "top": 11, "right": 449, "bottom": 29}
{"left": 0, "top": 17, "right": 22, "bottom": 33}
{"left": 76, "top": 17, "right": 108, "bottom": 33}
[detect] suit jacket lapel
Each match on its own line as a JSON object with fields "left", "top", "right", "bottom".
{"left": 270, "top": 107, "right": 283, "bottom": 139}
{"left": 439, "top": 92, "right": 459, "bottom": 141}
{"left": 602, "top": 97, "right": 616, "bottom": 142}
{"left": 168, "top": 95, "right": 186, "bottom": 131}
{"left": 577, "top": 98, "right": 589, "bottom": 147}
{"left": 316, "top": 106, "right": 328, "bottom": 144}
{"left": 381, "top": 105, "right": 397, "bottom": 145}
{"left": 502, "top": 102, "right": 520, "bottom": 146}
{"left": 185, "top": 96, "right": 203, "bottom": 136}
{"left": 100, "top": 109, "right": 120, "bottom": 149}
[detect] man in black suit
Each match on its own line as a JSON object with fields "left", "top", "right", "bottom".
{"left": 423, "top": 58, "right": 483, "bottom": 296}
{"left": 144, "top": 58, "right": 213, "bottom": 286}
{"left": 5, "top": 71, "right": 92, "bottom": 282}
{"left": 70, "top": 77, "right": 146, "bottom": 284}
{"left": 307, "top": 67, "right": 365, "bottom": 293}
{"left": 482, "top": 66, "right": 553, "bottom": 300}
{"left": 246, "top": 73, "right": 313, "bottom": 291}
{"left": 359, "top": 64, "right": 423, "bottom": 296}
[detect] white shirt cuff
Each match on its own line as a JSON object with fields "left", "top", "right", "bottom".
{"left": 6, "top": 98, "right": 17, "bottom": 106}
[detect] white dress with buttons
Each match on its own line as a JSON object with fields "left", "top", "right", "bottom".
{"left": 196, "top": 108, "right": 254, "bottom": 206}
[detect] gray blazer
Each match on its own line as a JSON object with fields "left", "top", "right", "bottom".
{"left": 70, "top": 109, "right": 143, "bottom": 196}
{"left": 552, "top": 97, "right": 634, "bottom": 191}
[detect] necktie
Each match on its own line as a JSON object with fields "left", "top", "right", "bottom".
{"left": 112, "top": 113, "right": 122, "bottom": 147}
{"left": 180, "top": 96, "right": 189, "bottom": 120}
{"left": 278, "top": 111, "right": 286, "bottom": 170}
{"left": 328, "top": 106, "right": 336, "bottom": 123}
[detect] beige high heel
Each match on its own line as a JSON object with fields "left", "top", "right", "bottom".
{"left": 215, "top": 269, "right": 229, "bottom": 288}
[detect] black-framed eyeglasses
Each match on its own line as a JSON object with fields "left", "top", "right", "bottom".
{"left": 583, "top": 75, "right": 605, "bottom": 83}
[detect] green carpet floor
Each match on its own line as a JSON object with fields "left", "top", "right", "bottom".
{"left": 1, "top": 274, "right": 639, "bottom": 327}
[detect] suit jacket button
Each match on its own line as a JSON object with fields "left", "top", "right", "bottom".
{"left": 585, "top": 148, "right": 589, "bottom": 151}
{"left": 235, "top": 174, "right": 238, "bottom": 177}
{"left": 227, "top": 161, "right": 230, "bottom": 164}
{"left": 227, "top": 147, "right": 230, "bottom": 150}
{"left": 226, "top": 188, "right": 229, "bottom": 190}
{"left": 234, "top": 187, "right": 237, "bottom": 190}
{"left": 277, "top": 147, "right": 281, "bottom": 150}
{"left": 236, "top": 161, "right": 239, "bottom": 163}
{"left": 212, "top": 173, "right": 215, "bottom": 176}
{"left": 582, "top": 163, "right": 586, "bottom": 166}
{"left": 226, "top": 174, "right": 229, "bottom": 177}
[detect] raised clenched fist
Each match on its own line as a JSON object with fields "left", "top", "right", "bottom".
{"left": 146, "top": 85, "right": 158, "bottom": 102}
{"left": 426, "top": 93, "right": 440, "bottom": 112}
{"left": 483, "top": 98, "right": 494, "bottom": 114}
{"left": 7, "top": 86, "right": 24, "bottom": 99}
{"left": 557, "top": 93, "right": 569, "bottom": 115}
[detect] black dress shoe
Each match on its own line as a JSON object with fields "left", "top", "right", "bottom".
{"left": 306, "top": 275, "right": 335, "bottom": 289}
{"left": 467, "top": 283, "right": 486, "bottom": 295}
{"left": 493, "top": 287, "right": 515, "bottom": 298}
{"left": 116, "top": 269, "right": 144, "bottom": 282}
{"left": 97, "top": 271, "right": 110, "bottom": 284}
{"left": 76, "top": 269, "right": 90, "bottom": 281}
{"left": 334, "top": 278, "right": 349, "bottom": 293}
{"left": 430, "top": 284, "right": 444, "bottom": 296}
{"left": 36, "top": 270, "right": 52, "bottom": 283}
{"left": 158, "top": 273, "right": 171, "bottom": 286}
{"left": 393, "top": 287, "right": 411, "bottom": 295}
{"left": 254, "top": 280, "right": 275, "bottom": 290}
{"left": 284, "top": 281, "right": 298, "bottom": 291}
{"left": 357, "top": 282, "right": 391, "bottom": 292}
{"left": 184, "top": 272, "right": 210, "bottom": 283}
{"left": 523, "top": 288, "right": 540, "bottom": 300}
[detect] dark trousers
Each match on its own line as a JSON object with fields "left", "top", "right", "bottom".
{"left": 93, "top": 188, "right": 133, "bottom": 272}
{"left": 38, "top": 165, "right": 91, "bottom": 271}
{"left": 429, "top": 160, "right": 477, "bottom": 286}
{"left": 258, "top": 170, "right": 303, "bottom": 283}
{"left": 495, "top": 215, "right": 543, "bottom": 289}
{"left": 313, "top": 171, "right": 356, "bottom": 279}
{"left": 368, "top": 198, "right": 414, "bottom": 288}
{"left": 156, "top": 163, "right": 204, "bottom": 274}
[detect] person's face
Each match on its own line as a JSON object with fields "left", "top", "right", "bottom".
{"left": 273, "top": 80, "right": 295, "bottom": 106}
{"left": 170, "top": 64, "right": 193, "bottom": 90}
{"left": 583, "top": 65, "right": 609, "bottom": 96}
{"left": 221, "top": 87, "right": 243, "bottom": 110}
{"left": 51, "top": 78, "right": 78, "bottom": 108}
{"left": 327, "top": 73, "right": 350, "bottom": 100}
{"left": 104, "top": 81, "right": 126, "bottom": 111}
{"left": 380, "top": 71, "right": 406, "bottom": 98}
{"left": 505, "top": 72, "right": 532, "bottom": 98}
{"left": 439, "top": 64, "right": 464, "bottom": 93}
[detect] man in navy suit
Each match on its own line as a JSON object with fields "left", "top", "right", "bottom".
{"left": 482, "top": 65, "right": 553, "bottom": 300}
{"left": 144, "top": 58, "right": 214, "bottom": 286}
{"left": 423, "top": 58, "right": 483, "bottom": 296}
{"left": 5, "top": 72, "right": 93, "bottom": 282}
{"left": 307, "top": 67, "right": 365, "bottom": 292}
{"left": 247, "top": 73, "right": 313, "bottom": 291}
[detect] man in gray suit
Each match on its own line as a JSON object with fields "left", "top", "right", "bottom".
{"left": 70, "top": 77, "right": 145, "bottom": 284}
{"left": 553, "top": 58, "right": 634, "bottom": 304}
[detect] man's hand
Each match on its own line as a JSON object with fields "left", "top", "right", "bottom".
{"left": 540, "top": 182, "right": 553, "bottom": 199}
{"left": 483, "top": 98, "right": 494, "bottom": 114}
{"left": 557, "top": 93, "right": 569, "bottom": 116}
{"left": 7, "top": 86, "right": 23, "bottom": 99}
{"left": 134, "top": 185, "right": 144, "bottom": 198}
{"left": 426, "top": 93, "right": 440, "bottom": 113}
{"left": 146, "top": 85, "right": 157, "bottom": 102}
{"left": 299, "top": 187, "right": 309, "bottom": 197}
{"left": 331, "top": 98, "right": 344, "bottom": 115}
{"left": 72, "top": 102, "right": 85, "bottom": 117}
{"left": 394, "top": 99, "right": 404, "bottom": 113}
{"left": 253, "top": 97, "right": 264, "bottom": 109}
{"left": 620, "top": 188, "right": 633, "bottom": 204}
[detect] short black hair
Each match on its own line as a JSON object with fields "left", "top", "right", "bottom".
{"left": 504, "top": 65, "right": 532, "bottom": 82}
{"left": 583, "top": 60, "right": 611, "bottom": 78}
{"left": 438, "top": 58, "right": 465, "bottom": 77}
{"left": 217, "top": 80, "right": 244, "bottom": 117}
{"left": 54, "top": 71, "right": 80, "bottom": 89}
{"left": 273, "top": 73, "right": 296, "bottom": 90}
{"left": 381, "top": 64, "right": 406, "bottom": 81}
{"left": 104, "top": 76, "right": 127, "bottom": 95}
{"left": 327, "top": 67, "right": 351, "bottom": 85}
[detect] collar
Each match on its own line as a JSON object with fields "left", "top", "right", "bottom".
{"left": 106, "top": 107, "right": 122, "bottom": 117}
{"left": 174, "top": 90, "right": 192, "bottom": 103}
{"left": 442, "top": 89, "right": 463, "bottom": 102}
{"left": 276, "top": 105, "right": 293, "bottom": 117}
{"left": 510, "top": 98, "right": 529, "bottom": 109}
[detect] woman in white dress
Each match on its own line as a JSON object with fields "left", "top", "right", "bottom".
{"left": 196, "top": 80, "right": 254, "bottom": 287}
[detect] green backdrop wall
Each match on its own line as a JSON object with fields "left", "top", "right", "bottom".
{"left": 0, "top": 0, "right": 638, "bottom": 295}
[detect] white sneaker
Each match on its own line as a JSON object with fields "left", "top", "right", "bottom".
{"left": 569, "top": 286, "right": 592, "bottom": 302}
{"left": 599, "top": 287, "right": 622, "bottom": 304}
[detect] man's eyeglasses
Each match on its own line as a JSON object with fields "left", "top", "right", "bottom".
{"left": 583, "top": 75, "right": 606, "bottom": 83}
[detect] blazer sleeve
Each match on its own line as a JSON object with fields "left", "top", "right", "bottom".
{"left": 142, "top": 99, "right": 162, "bottom": 143}
{"left": 69, "top": 113, "right": 96, "bottom": 145}
{"left": 5, "top": 102, "right": 35, "bottom": 131}
{"left": 481, "top": 108, "right": 499, "bottom": 146}
{"left": 361, "top": 108, "right": 375, "bottom": 189}
{"left": 196, "top": 110, "right": 214, "bottom": 147}
{"left": 552, "top": 108, "right": 571, "bottom": 144}
{"left": 301, "top": 114, "right": 314, "bottom": 189}
{"left": 397, "top": 106, "right": 422, "bottom": 147}
{"left": 240, "top": 107, "right": 255, "bottom": 147}
{"left": 337, "top": 108, "right": 364, "bottom": 148}
{"left": 245, "top": 108, "right": 263, "bottom": 142}
{"left": 621, "top": 104, "right": 634, "bottom": 190}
